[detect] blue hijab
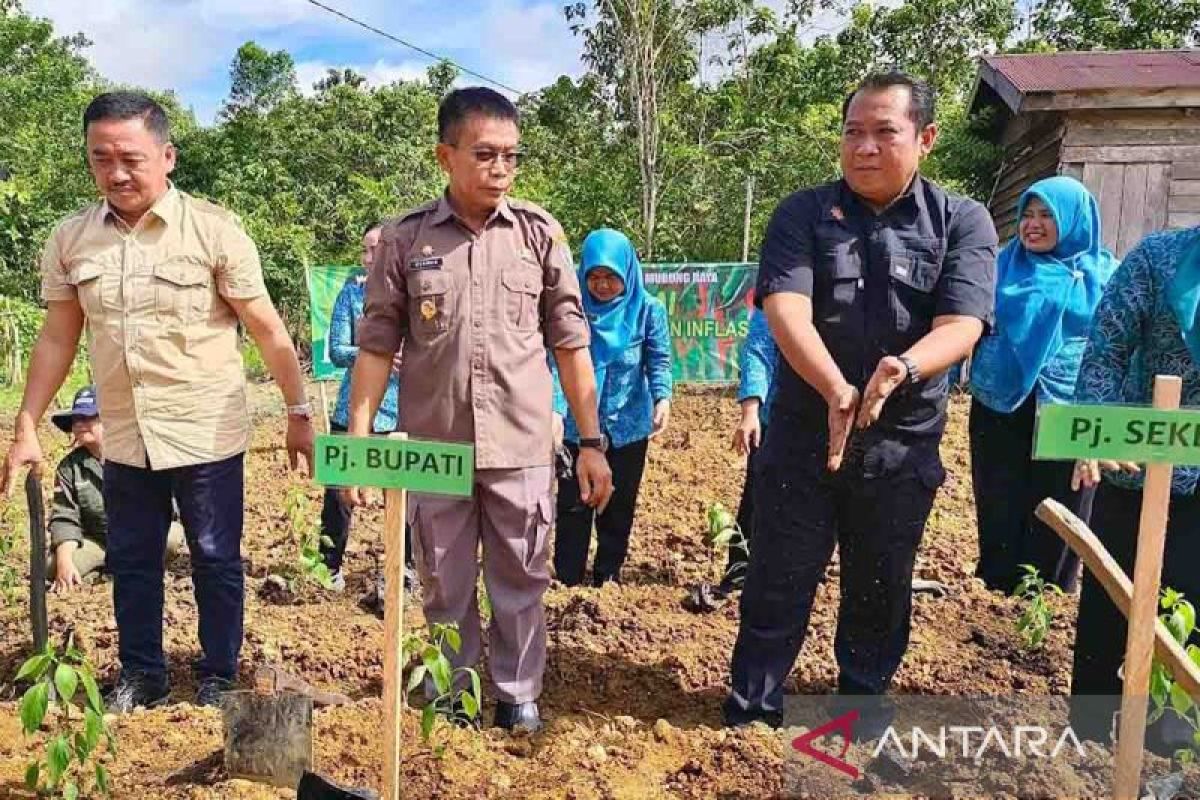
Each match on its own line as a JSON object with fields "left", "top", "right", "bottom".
{"left": 579, "top": 229, "right": 650, "bottom": 401}
{"left": 1169, "top": 234, "right": 1200, "bottom": 365}
{"left": 971, "top": 176, "right": 1118, "bottom": 411}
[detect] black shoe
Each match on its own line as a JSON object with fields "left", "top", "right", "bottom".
{"left": 196, "top": 676, "right": 234, "bottom": 708}
{"left": 722, "top": 695, "right": 783, "bottom": 729}
{"left": 493, "top": 700, "right": 542, "bottom": 734}
{"left": 105, "top": 671, "right": 170, "bottom": 714}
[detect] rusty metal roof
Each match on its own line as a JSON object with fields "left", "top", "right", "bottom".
{"left": 982, "top": 50, "right": 1200, "bottom": 94}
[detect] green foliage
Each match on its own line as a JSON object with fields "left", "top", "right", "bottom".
{"left": 704, "top": 502, "right": 750, "bottom": 586}
{"left": 1031, "top": 0, "right": 1200, "bottom": 50}
{"left": 402, "top": 622, "right": 483, "bottom": 742}
{"left": 0, "top": 495, "right": 20, "bottom": 603}
{"left": 1146, "top": 588, "right": 1200, "bottom": 764}
{"left": 1013, "top": 564, "right": 1063, "bottom": 650}
{"left": 284, "top": 484, "right": 334, "bottom": 590}
{"left": 16, "top": 634, "right": 116, "bottom": 798}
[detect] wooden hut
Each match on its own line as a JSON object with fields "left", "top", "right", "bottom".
{"left": 969, "top": 50, "right": 1200, "bottom": 256}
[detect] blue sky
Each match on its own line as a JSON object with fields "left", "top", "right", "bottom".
{"left": 25, "top": 0, "right": 589, "bottom": 124}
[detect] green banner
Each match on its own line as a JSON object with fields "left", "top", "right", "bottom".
{"left": 1035, "top": 404, "right": 1200, "bottom": 465}
{"left": 644, "top": 263, "right": 757, "bottom": 383}
{"left": 306, "top": 264, "right": 361, "bottom": 381}
{"left": 314, "top": 434, "right": 474, "bottom": 495}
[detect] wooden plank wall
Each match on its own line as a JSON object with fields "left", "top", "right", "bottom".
{"left": 1059, "top": 109, "right": 1199, "bottom": 256}
{"left": 987, "top": 114, "right": 1064, "bottom": 243}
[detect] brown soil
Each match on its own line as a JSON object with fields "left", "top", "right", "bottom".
{"left": 0, "top": 386, "right": 1182, "bottom": 798}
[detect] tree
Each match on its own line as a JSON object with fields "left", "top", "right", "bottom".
{"left": 1031, "top": 0, "right": 1200, "bottom": 49}
{"left": 223, "top": 41, "right": 298, "bottom": 118}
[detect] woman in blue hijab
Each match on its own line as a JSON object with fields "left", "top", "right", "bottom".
{"left": 968, "top": 176, "right": 1118, "bottom": 594}
{"left": 552, "top": 228, "right": 673, "bottom": 586}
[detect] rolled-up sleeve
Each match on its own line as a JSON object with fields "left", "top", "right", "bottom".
{"left": 39, "top": 228, "right": 73, "bottom": 303}
{"left": 755, "top": 192, "right": 818, "bottom": 307}
{"left": 539, "top": 222, "right": 589, "bottom": 350}
{"left": 935, "top": 200, "right": 998, "bottom": 325}
{"left": 215, "top": 218, "right": 268, "bottom": 300}
{"left": 357, "top": 222, "right": 408, "bottom": 355}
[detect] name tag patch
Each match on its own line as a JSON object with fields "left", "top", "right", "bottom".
{"left": 409, "top": 257, "right": 444, "bottom": 271}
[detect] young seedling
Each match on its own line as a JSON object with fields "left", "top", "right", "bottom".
{"left": 1013, "top": 564, "right": 1063, "bottom": 651}
{"left": 1146, "top": 588, "right": 1200, "bottom": 764}
{"left": 402, "top": 622, "right": 483, "bottom": 744}
{"left": 17, "top": 633, "right": 117, "bottom": 799}
{"left": 284, "top": 485, "right": 334, "bottom": 591}
{"left": 705, "top": 502, "right": 750, "bottom": 588}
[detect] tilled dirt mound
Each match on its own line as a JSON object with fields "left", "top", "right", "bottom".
{"left": 0, "top": 386, "right": 1175, "bottom": 798}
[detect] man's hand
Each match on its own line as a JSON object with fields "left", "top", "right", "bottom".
{"left": 391, "top": 350, "right": 403, "bottom": 375}
{"left": 857, "top": 356, "right": 908, "bottom": 430}
{"left": 340, "top": 486, "right": 376, "bottom": 508}
{"left": 1072, "top": 459, "right": 1141, "bottom": 491}
{"left": 51, "top": 543, "right": 82, "bottom": 593}
{"left": 650, "top": 399, "right": 671, "bottom": 439}
{"left": 732, "top": 402, "right": 762, "bottom": 456}
{"left": 576, "top": 448, "right": 613, "bottom": 513}
{"left": 287, "top": 416, "right": 315, "bottom": 475}
{"left": 826, "top": 382, "right": 861, "bottom": 472}
{"left": 1, "top": 429, "right": 44, "bottom": 496}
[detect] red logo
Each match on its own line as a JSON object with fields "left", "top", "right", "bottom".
{"left": 791, "top": 710, "right": 860, "bottom": 779}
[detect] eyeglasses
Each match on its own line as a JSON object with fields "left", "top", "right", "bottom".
{"left": 463, "top": 147, "right": 525, "bottom": 170}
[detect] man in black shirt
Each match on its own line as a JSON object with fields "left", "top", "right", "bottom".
{"left": 724, "top": 72, "right": 998, "bottom": 729}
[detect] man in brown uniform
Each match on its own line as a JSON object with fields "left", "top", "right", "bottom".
{"left": 1, "top": 92, "right": 314, "bottom": 711}
{"left": 346, "top": 88, "right": 613, "bottom": 733}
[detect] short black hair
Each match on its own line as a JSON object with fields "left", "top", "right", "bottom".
{"left": 363, "top": 222, "right": 381, "bottom": 238}
{"left": 83, "top": 92, "right": 170, "bottom": 142}
{"left": 437, "top": 87, "right": 519, "bottom": 144}
{"left": 842, "top": 71, "right": 936, "bottom": 131}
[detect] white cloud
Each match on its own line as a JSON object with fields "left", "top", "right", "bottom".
{"left": 293, "top": 58, "right": 429, "bottom": 94}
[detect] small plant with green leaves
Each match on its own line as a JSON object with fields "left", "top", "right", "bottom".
{"left": 1013, "top": 564, "right": 1063, "bottom": 650}
{"left": 704, "top": 502, "right": 750, "bottom": 588}
{"left": 284, "top": 485, "right": 334, "bottom": 590}
{"left": 1146, "top": 588, "right": 1200, "bottom": 764}
{"left": 402, "top": 622, "right": 483, "bottom": 743}
{"left": 17, "top": 634, "right": 117, "bottom": 799}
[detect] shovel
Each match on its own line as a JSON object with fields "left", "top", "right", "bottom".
{"left": 222, "top": 668, "right": 315, "bottom": 788}
{"left": 26, "top": 472, "right": 47, "bottom": 652}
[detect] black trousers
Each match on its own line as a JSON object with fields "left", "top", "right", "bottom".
{"left": 1070, "top": 483, "right": 1200, "bottom": 750}
{"left": 554, "top": 438, "right": 649, "bottom": 586}
{"left": 969, "top": 395, "right": 1090, "bottom": 593}
{"left": 724, "top": 414, "right": 943, "bottom": 726}
{"left": 722, "top": 425, "right": 769, "bottom": 590}
{"left": 320, "top": 422, "right": 412, "bottom": 573}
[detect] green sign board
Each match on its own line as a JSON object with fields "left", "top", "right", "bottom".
{"left": 644, "top": 262, "right": 757, "bottom": 383}
{"left": 1035, "top": 404, "right": 1200, "bottom": 465}
{"left": 314, "top": 435, "right": 474, "bottom": 496}
{"left": 306, "top": 264, "right": 362, "bottom": 382}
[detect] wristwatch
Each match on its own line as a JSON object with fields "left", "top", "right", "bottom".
{"left": 896, "top": 355, "right": 921, "bottom": 386}
{"left": 579, "top": 434, "right": 609, "bottom": 453}
{"left": 286, "top": 402, "right": 314, "bottom": 419}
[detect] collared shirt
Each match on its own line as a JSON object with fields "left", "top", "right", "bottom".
{"left": 357, "top": 195, "right": 589, "bottom": 469}
{"left": 40, "top": 185, "right": 268, "bottom": 470}
{"left": 756, "top": 176, "right": 998, "bottom": 439}
{"left": 1075, "top": 227, "right": 1200, "bottom": 495}
{"left": 48, "top": 446, "right": 106, "bottom": 548}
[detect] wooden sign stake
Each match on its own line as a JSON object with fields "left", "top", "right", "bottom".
{"left": 382, "top": 433, "right": 408, "bottom": 800}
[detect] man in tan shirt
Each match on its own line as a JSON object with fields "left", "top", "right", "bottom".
{"left": 346, "top": 87, "right": 613, "bottom": 734}
{"left": 0, "top": 92, "right": 315, "bottom": 711}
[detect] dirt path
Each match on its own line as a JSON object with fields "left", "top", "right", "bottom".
{"left": 0, "top": 387, "right": 1118, "bottom": 798}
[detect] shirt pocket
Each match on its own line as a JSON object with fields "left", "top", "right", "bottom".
{"left": 888, "top": 238, "right": 942, "bottom": 337}
{"left": 67, "top": 260, "right": 111, "bottom": 318}
{"left": 817, "top": 247, "right": 863, "bottom": 330}
{"left": 406, "top": 270, "right": 455, "bottom": 342}
{"left": 152, "top": 256, "right": 213, "bottom": 326}
{"left": 501, "top": 259, "right": 542, "bottom": 333}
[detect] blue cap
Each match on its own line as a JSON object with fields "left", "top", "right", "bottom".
{"left": 51, "top": 386, "right": 99, "bottom": 433}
